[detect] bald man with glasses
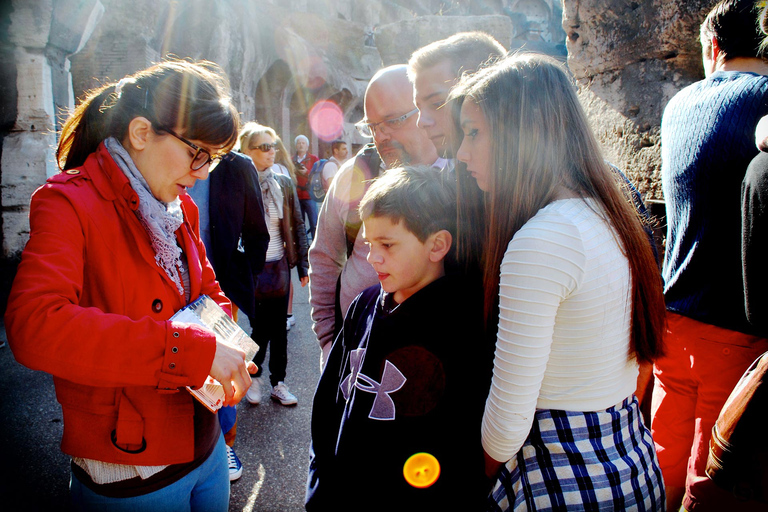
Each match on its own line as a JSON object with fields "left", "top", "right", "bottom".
{"left": 308, "top": 65, "right": 446, "bottom": 367}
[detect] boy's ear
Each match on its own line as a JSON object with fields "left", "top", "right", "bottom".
{"left": 126, "top": 117, "right": 153, "bottom": 151}
{"left": 428, "top": 230, "right": 453, "bottom": 263}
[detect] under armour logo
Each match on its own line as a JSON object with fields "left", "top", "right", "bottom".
{"left": 340, "top": 348, "right": 406, "bottom": 420}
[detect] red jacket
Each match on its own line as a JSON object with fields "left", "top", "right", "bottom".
{"left": 5, "top": 143, "right": 231, "bottom": 466}
{"left": 294, "top": 152, "right": 319, "bottom": 200}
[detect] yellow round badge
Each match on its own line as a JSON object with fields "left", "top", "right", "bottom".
{"left": 403, "top": 452, "right": 440, "bottom": 488}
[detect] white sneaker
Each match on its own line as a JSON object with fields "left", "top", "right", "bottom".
{"left": 270, "top": 381, "right": 298, "bottom": 406}
{"left": 245, "top": 377, "right": 262, "bottom": 405}
{"left": 286, "top": 315, "right": 296, "bottom": 331}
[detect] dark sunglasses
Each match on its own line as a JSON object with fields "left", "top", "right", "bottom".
{"left": 163, "top": 128, "right": 221, "bottom": 170}
{"left": 251, "top": 142, "right": 278, "bottom": 152}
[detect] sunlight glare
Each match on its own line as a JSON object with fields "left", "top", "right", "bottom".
{"left": 242, "top": 463, "right": 267, "bottom": 512}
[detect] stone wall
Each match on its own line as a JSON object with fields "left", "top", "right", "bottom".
{"left": 3, "top": 0, "right": 57, "bottom": 259}
{"left": 1, "top": 0, "right": 568, "bottom": 259}
{"left": 563, "top": 0, "right": 715, "bottom": 199}
{"left": 0, "top": 0, "right": 725, "bottom": 264}
{"left": 1, "top": 0, "right": 103, "bottom": 265}
{"left": 376, "top": 15, "right": 515, "bottom": 65}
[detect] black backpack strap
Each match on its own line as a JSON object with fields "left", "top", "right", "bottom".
{"left": 333, "top": 145, "right": 381, "bottom": 338}
{"left": 344, "top": 144, "right": 381, "bottom": 258}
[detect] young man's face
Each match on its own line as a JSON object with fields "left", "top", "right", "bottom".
{"left": 333, "top": 143, "right": 348, "bottom": 161}
{"left": 413, "top": 60, "right": 458, "bottom": 158}
{"left": 363, "top": 216, "right": 437, "bottom": 304}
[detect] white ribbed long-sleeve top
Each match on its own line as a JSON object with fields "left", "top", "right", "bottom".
{"left": 481, "top": 198, "right": 639, "bottom": 463}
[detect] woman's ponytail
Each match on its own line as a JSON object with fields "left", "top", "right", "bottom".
{"left": 57, "top": 59, "right": 239, "bottom": 172}
{"left": 57, "top": 84, "right": 117, "bottom": 170}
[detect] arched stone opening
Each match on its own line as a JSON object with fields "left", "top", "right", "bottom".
{"left": 253, "top": 59, "right": 293, "bottom": 132}
{"left": 510, "top": 0, "right": 553, "bottom": 42}
{"left": 314, "top": 88, "right": 354, "bottom": 158}
{"left": 283, "top": 82, "right": 355, "bottom": 158}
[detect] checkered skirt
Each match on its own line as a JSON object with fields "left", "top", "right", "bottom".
{"left": 488, "top": 396, "right": 665, "bottom": 511}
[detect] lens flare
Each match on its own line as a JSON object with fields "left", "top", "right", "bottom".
{"left": 403, "top": 452, "right": 440, "bottom": 488}
{"left": 309, "top": 100, "right": 344, "bottom": 142}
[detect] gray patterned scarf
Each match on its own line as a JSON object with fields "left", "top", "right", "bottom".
{"left": 257, "top": 168, "right": 284, "bottom": 220}
{"left": 104, "top": 137, "right": 185, "bottom": 296}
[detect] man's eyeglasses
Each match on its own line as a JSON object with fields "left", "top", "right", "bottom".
{"left": 251, "top": 143, "right": 278, "bottom": 152}
{"left": 355, "top": 108, "right": 418, "bottom": 138}
{"left": 163, "top": 128, "right": 221, "bottom": 170}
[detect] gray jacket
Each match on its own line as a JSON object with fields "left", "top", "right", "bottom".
{"left": 308, "top": 147, "right": 382, "bottom": 351}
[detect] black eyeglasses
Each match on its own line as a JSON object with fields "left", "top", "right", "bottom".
{"left": 163, "top": 128, "right": 221, "bottom": 170}
{"left": 251, "top": 142, "right": 278, "bottom": 152}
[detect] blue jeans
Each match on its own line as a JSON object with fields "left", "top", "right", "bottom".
{"left": 70, "top": 433, "right": 229, "bottom": 512}
{"left": 299, "top": 198, "right": 318, "bottom": 240}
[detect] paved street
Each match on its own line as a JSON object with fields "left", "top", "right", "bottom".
{"left": 0, "top": 272, "right": 321, "bottom": 512}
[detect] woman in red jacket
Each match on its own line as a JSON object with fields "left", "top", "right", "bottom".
{"left": 4, "top": 60, "right": 253, "bottom": 511}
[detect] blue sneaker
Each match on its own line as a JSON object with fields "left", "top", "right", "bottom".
{"left": 226, "top": 445, "right": 243, "bottom": 481}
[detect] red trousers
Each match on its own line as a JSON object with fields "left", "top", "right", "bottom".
{"left": 651, "top": 312, "right": 768, "bottom": 511}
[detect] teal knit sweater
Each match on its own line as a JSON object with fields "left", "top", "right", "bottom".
{"left": 662, "top": 70, "right": 768, "bottom": 334}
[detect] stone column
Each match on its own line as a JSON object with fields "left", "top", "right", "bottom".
{"left": 1, "top": 0, "right": 103, "bottom": 258}
{"left": 2, "top": 0, "right": 57, "bottom": 257}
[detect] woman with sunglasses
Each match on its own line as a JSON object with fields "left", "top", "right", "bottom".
{"left": 239, "top": 123, "right": 309, "bottom": 407}
{"left": 5, "top": 61, "right": 252, "bottom": 510}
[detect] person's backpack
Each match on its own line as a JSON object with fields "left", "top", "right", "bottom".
{"left": 706, "top": 351, "right": 768, "bottom": 502}
{"left": 308, "top": 159, "right": 328, "bottom": 202}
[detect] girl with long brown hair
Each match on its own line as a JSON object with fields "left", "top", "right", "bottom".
{"left": 451, "top": 53, "right": 666, "bottom": 510}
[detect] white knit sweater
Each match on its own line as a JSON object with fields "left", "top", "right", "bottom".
{"left": 481, "top": 198, "right": 639, "bottom": 463}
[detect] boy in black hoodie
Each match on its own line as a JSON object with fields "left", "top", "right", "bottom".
{"left": 306, "top": 166, "right": 489, "bottom": 511}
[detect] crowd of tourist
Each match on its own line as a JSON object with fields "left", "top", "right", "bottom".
{"left": 5, "top": 0, "right": 768, "bottom": 510}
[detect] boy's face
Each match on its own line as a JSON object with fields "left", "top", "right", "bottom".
{"left": 363, "top": 216, "right": 438, "bottom": 304}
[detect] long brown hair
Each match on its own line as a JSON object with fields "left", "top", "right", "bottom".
{"left": 57, "top": 59, "right": 239, "bottom": 171}
{"left": 274, "top": 135, "right": 297, "bottom": 181}
{"left": 451, "top": 92, "right": 487, "bottom": 276}
{"left": 450, "top": 54, "right": 665, "bottom": 363}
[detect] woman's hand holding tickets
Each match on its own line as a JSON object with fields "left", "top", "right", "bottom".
{"left": 209, "top": 341, "right": 257, "bottom": 406}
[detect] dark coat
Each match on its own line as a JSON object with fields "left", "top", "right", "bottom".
{"left": 208, "top": 153, "right": 270, "bottom": 319}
